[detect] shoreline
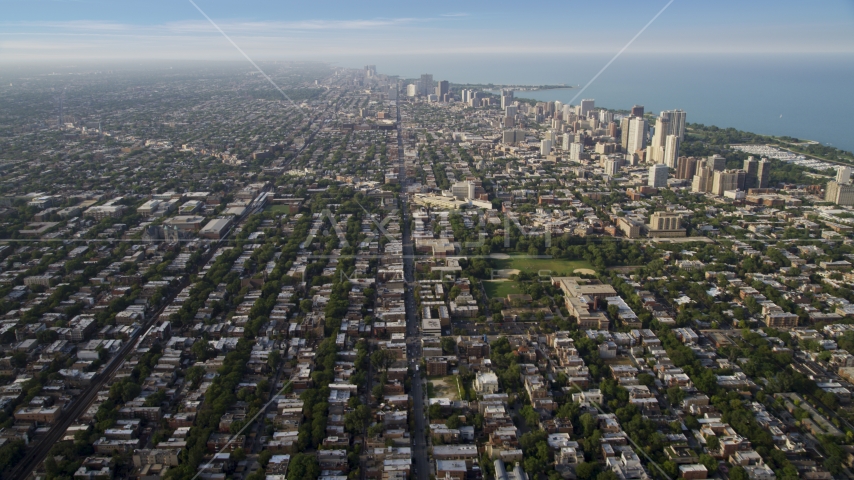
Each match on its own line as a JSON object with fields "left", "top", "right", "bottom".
{"left": 454, "top": 84, "right": 574, "bottom": 92}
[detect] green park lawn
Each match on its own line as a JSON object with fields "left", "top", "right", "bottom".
{"left": 491, "top": 256, "right": 595, "bottom": 276}
{"left": 483, "top": 281, "right": 523, "bottom": 299}
{"left": 265, "top": 204, "right": 293, "bottom": 215}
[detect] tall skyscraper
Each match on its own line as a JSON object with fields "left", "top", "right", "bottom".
{"left": 837, "top": 166, "right": 852, "bottom": 184}
{"left": 649, "top": 117, "right": 669, "bottom": 164}
{"left": 692, "top": 165, "right": 713, "bottom": 193}
{"left": 620, "top": 117, "right": 631, "bottom": 150}
{"left": 648, "top": 164, "right": 669, "bottom": 188}
{"left": 652, "top": 117, "right": 670, "bottom": 150}
{"left": 676, "top": 156, "right": 698, "bottom": 180}
{"left": 562, "top": 133, "right": 572, "bottom": 150}
{"left": 631, "top": 105, "right": 645, "bottom": 117}
{"left": 420, "top": 74, "right": 433, "bottom": 96}
{"left": 407, "top": 84, "right": 418, "bottom": 97}
{"left": 757, "top": 159, "right": 771, "bottom": 188}
{"left": 626, "top": 117, "right": 648, "bottom": 155}
{"left": 604, "top": 158, "right": 619, "bottom": 176}
{"left": 540, "top": 139, "right": 553, "bottom": 156}
{"left": 435, "top": 80, "right": 449, "bottom": 99}
{"left": 599, "top": 110, "right": 614, "bottom": 125}
{"left": 580, "top": 99, "right": 595, "bottom": 118}
{"left": 364, "top": 65, "right": 377, "bottom": 77}
{"left": 501, "top": 90, "right": 514, "bottom": 109}
{"left": 660, "top": 110, "right": 687, "bottom": 140}
{"left": 562, "top": 104, "right": 573, "bottom": 120}
{"left": 545, "top": 101, "right": 556, "bottom": 115}
{"left": 570, "top": 143, "right": 583, "bottom": 162}
{"left": 744, "top": 157, "right": 759, "bottom": 188}
{"left": 826, "top": 181, "right": 854, "bottom": 206}
{"left": 664, "top": 135, "right": 680, "bottom": 169}
{"left": 711, "top": 170, "right": 746, "bottom": 195}
{"left": 709, "top": 154, "right": 726, "bottom": 171}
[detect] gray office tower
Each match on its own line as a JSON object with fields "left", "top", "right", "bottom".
{"left": 660, "top": 109, "right": 687, "bottom": 140}
{"left": 420, "top": 74, "right": 433, "bottom": 96}
{"left": 757, "top": 159, "right": 771, "bottom": 188}
{"left": 435, "top": 80, "right": 449, "bottom": 99}
{"left": 744, "top": 157, "right": 759, "bottom": 188}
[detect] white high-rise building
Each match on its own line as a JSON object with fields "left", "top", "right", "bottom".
{"left": 599, "top": 110, "right": 614, "bottom": 125}
{"left": 648, "top": 117, "right": 669, "bottom": 164}
{"left": 837, "top": 166, "right": 852, "bottom": 184}
{"left": 407, "top": 84, "right": 418, "bottom": 97}
{"left": 562, "top": 133, "right": 572, "bottom": 150}
{"left": 826, "top": 181, "right": 854, "bottom": 206}
{"left": 646, "top": 145, "right": 663, "bottom": 165}
{"left": 562, "top": 104, "right": 573, "bottom": 119}
{"left": 546, "top": 130, "right": 557, "bottom": 142}
{"left": 648, "top": 164, "right": 669, "bottom": 188}
{"left": 580, "top": 99, "right": 595, "bottom": 118}
{"left": 500, "top": 89, "right": 514, "bottom": 109}
{"left": 570, "top": 143, "right": 583, "bottom": 162}
{"left": 604, "top": 158, "right": 619, "bottom": 176}
{"left": 626, "top": 117, "right": 648, "bottom": 155}
{"left": 540, "top": 139, "right": 553, "bottom": 156}
{"left": 660, "top": 110, "right": 687, "bottom": 140}
{"left": 451, "top": 181, "right": 476, "bottom": 200}
{"left": 664, "top": 135, "right": 680, "bottom": 169}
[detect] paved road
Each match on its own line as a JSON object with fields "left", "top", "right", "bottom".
{"left": 397, "top": 103, "right": 429, "bottom": 480}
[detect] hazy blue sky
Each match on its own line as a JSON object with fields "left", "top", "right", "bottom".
{"left": 1, "top": 0, "right": 854, "bottom": 62}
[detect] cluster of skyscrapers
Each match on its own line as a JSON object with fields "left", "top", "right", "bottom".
{"left": 653, "top": 155, "right": 771, "bottom": 194}
{"left": 496, "top": 99, "right": 694, "bottom": 190}
{"left": 400, "top": 82, "right": 838, "bottom": 202}
{"left": 404, "top": 74, "right": 454, "bottom": 103}
{"left": 622, "top": 109, "right": 685, "bottom": 168}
